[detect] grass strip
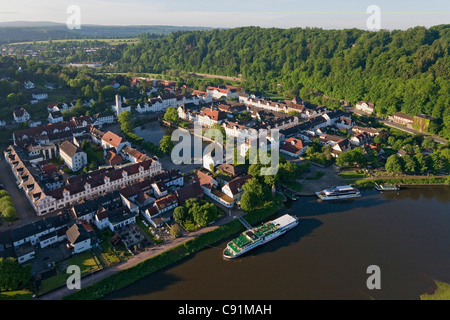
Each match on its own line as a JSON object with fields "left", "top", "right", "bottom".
{"left": 63, "top": 201, "right": 282, "bottom": 300}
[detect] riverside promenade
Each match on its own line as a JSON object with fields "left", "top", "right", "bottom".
{"left": 37, "top": 209, "right": 240, "bottom": 300}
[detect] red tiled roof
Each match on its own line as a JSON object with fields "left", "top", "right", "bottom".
{"left": 154, "top": 194, "right": 178, "bottom": 211}
{"left": 102, "top": 131, "right": 126, "bottom": 148}
{"left": 199, "top": 108, "right": 226, "bottom": 121}
{"left": 281, "top": 138, "right": 304, "bottom": 155}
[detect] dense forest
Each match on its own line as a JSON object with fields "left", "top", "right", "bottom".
{"left": 1, "top": 25, "right": 449, "bottom": 138}
{"left": 113, "top": 25, "right": 449, "bottom": 137}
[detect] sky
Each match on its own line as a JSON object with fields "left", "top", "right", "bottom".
{"left": 1, "top": 0, "right": 449, "bottom": 30}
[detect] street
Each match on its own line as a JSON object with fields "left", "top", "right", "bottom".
{"left": 0, "top": 156, "right": 39, "bottom": 230}
{"left": 37, "top": 209, "right": 242, "bottom": 300}
{"left": 348, "top": 107, "right": 448, "bottom": 145}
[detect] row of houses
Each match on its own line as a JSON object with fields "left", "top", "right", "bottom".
{"left": 4, "top": 141, "right": 163, "bottom": 216}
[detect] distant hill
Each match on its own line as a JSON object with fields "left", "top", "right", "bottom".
{"left": 0, "top": 22, "right": 213, "bottom": 43}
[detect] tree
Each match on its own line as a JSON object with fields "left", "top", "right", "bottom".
{"left": 163, "top": 106, "right": 178, "bottom": 123}
{"left": 118, "top": 85, "right": 130, "bottom": 98}
{"left": 421, "top": 136, "right": 436, "bottom": 151}
{"left": 118, "top": 111, "right": 133, "bottom": 133}
{"left": 173, "top": 206, "right": 188, "bottom": 224}
{"left": 414, "top": 153, "right": 428, "bottom": 173}
{"left": 101, "top": 85, "right": 116, "bottom": 101}
{"left": 159, "top": 135, "right": 174, "bottom": 154}
{"left": 2, "top": 206, "right": 17, "bottom": 222}
{"left": 403, "top": 154, "right": 417, "bottom": 174}
{"left": 385, "top": 155, "right": 403, "bottom": 174}
{"left": 0, "top": 257, "right": 32, "bottom": 291}
{"left": 239, "top": 191, "right": 259, "bottom": 213}
{"left": 335, "top": 148, "right": 366, "bottom": 168}
{"left": 82, "top": 84, "right": 94, "bottom": 99}
{"left": 169, "top": 224, "right": 181, "bottom": 238}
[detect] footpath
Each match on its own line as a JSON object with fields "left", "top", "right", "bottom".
{"left": 37, "top": 212, "right": 239, "bottom": 300}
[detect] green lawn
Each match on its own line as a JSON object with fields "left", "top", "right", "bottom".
{"left": 283, "top": 181, "right": 303, "bottom": 192}
{"left": 338, "top": 170, "right": 369, "bottom": 180}
{"left": 38, "top": 251, "right": 101, "bottom": 295}
{"left": 0, "top": 290, "right": 34, "bottom": 300}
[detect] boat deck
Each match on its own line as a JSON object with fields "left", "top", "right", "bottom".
{"left": 253, "top": 222, "right": 278, "bottom": 237}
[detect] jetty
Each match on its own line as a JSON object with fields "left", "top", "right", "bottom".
{"left": 237, "top": 216, "right": 253, "bottom": 231}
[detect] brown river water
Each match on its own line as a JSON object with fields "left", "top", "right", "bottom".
{"left": 106, "top": 186, "right": 450, "bottom": 300}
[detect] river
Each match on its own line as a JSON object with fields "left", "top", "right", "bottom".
{"left": 105, "top": 186, "right": 450, "bottom": 300}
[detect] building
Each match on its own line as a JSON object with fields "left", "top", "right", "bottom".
{"left": 92, "top": 112, "right": 114, "bottom": 127}
{"left": 10, "top": 211, "right": 71, "bottom": 249}
{"left": 24, "top": 80, "right": 34, "bottom": 89}
{"left": 280, "top": 138, "right": 308, "bottom": 158}
{"left": 13, "top": 108, "right": 30, "bottom": 123}
{"left": 355, "top": 101, "right": 375, "bottom": 114}
{"left": 197, "top": 108, "right": 227, "bottom": 127}
{"left": 112, "top": 95, "right": 131, "bottom": 117}
{"left": 101, "top": 131, "right": 131, "bottom": 153}
{"left": 59, "top": 140, "right": 87, "bottom": 172}
{"left": 221, "top": 175, "right": 252, "bottom": 203}
{"left": 175, "top": 182, "right": 204, "bottom": 205}
{"left": 105, "top": 150, "right": 123, "bottom": 167}
{"left": 193, "top": 170, "right": 234, "bottom": 208}
{"left": 206, "top": 85, "right": 240, "bottom": 100}
{"left": 154, "top": 194, "right": 178, "bottom": 214}
{"left": 350, "top": 132, "right": 371, "bottom": 146}
{"left": 32, "top": 93, "right": 48, "bottom": 101}
{"left": 71, "top": 191, "right": 124, "bottom": 223}
{"left": 94, "top": 205, "right": 137, "bottom": 232}
{"left": 121, "top": 145, "right": 152, "bottom": 163}
{"left": 66, "top": 221, "right": 96, "bottom": 254}
{"left": 387, "top": 112, "right": 414, "bottom": 128}
{"left": 48, "top": 111, "right": 64, "bottom": 124}
{"left": 4, "top": 145, "right": 163, "bottom": 216}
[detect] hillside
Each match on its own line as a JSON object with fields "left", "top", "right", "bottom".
{"left": 113, "top": 25, "right": 449, "bottom": 137}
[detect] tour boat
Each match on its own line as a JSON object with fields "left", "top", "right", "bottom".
{"left": 223, "top": 214, "right": 299, "bottom": 259}
{"left": 315, "top": 185, "right": 361, "bottom": 200}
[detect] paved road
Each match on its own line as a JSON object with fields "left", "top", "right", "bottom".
{"left": 349, "top": 107, "right": 448, "bottom": 145}
{"left": 379, "top": 120, "right": 448, "bottom": 145}
{"left": 0, "top": 156, "right": 38, "bottom": 229}
{"left": 296, "top": 164, "right": 348, "bottom": 196}
{"left": 37, "top": 208, "right": 242, "bottom": 300}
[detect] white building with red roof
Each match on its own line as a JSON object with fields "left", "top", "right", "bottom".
{"left": 280, "top": 138, "right": 308, "bottom": 158}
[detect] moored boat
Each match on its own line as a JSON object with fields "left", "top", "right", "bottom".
{"left": 375, "top": 183, "right": 400, "bottom": 191}
{"left": 315, "top": 185, "right": 361, "bottom": 200}
{"left": 223, "top": 214, "right": 299, "bottom": 259}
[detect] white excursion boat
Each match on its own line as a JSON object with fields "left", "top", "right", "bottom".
{"left": 223, "top": 214, "right": 299, "bottom": 259}
{"left": 315, "top": 185, "right": 361, "bottom": 200}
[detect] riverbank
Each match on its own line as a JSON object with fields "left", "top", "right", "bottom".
{"left": 59, "top": 198, "right": 284, "bottom": 300}
{"left": 354, "top": 176, "right": 450, "bottom": 189}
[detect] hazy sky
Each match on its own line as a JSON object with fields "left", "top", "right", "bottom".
{"left": 1, "top": 0, "right": 449, "bottom": 30}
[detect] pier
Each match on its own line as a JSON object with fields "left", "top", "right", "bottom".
{"left": 238, "top": 216, "right": 253, "bottom": 230}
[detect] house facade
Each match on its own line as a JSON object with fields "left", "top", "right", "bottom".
{"left": 59, "top": 140, "right": 88, "bottom": 172}
{"left": 13, "top": 108, "right": 30, "bottom": 123}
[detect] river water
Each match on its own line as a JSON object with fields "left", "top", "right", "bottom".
{"left": 106, "top": 186, "right": 450, "bottom": 300}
